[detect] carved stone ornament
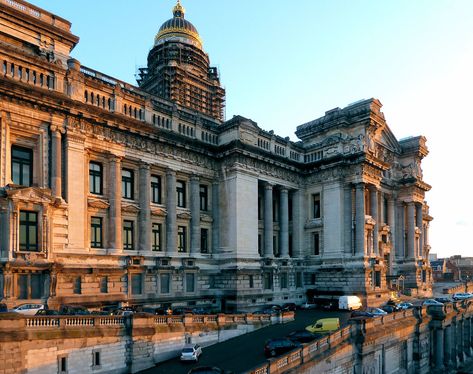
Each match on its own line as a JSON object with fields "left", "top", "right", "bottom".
{"left": 150, "top": 206, "right": 167, "bottom": 217}
{"left": 5, "top": 185, "right": 55, "bottom": 204}
{"left": 177, "top": 211, "right": 191, "bottom": 220}
{"left": 121, "top": 203, "right": 140, "bottom": 214}
{"left": 365, "top": 215, "right": 376, "bottom": 226}
{"left": 200, "top": 214, "right": 213, "bottom": 223}
{"left": 87, "top": 198, "right": 110, "bottom": 209}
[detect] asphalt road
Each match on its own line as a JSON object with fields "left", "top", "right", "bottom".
{"left": 139, "top": 309, "right": 350, "bottom": 374}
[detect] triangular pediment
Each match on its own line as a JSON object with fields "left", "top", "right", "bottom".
{"left": 121, "top": 203, "right": 140, "bottom": 214}
{"left": 88, "top": 198, "right": 110, "bottom": 209}
{"left": 177, "top": 211, "right": 191, "bottom": 220}
{"left": 5, "top": 185, "right": 55, "bottom": 204}
{"left": 151, "top": 206, "right": 167, "bottom": 217}
{"left": 375, "top": 126, "right": 401, "bottom": 153}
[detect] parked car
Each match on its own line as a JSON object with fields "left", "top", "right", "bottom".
{"left": 300, "top": 301, "right": 317, "bottom": 310}
{"left": 397, "top": 302, "right": 414, "bottom": 310}
{"left": 11, "top": 303, "right": 46, "bottom": 316}
{"left": 434, "top": 297, "right": 451, "bottom": 304}
{"left": 281, "top": 303, "right": 297, "bottom": 312}
{"left": 173, "top": 307, "right": 194, "bottom": 315}
{"left": 381, "top": 305, "right": 398, "bottom": 314}
{"left": 350, "top": 310, "right": 374, "bottom": 319}
{"left": 35, "top": 309, "right": 60, "bottom": 316}
{"left": 423, "top": 299, "right": 443, "bottom": 306}
{"left": 187, "top": 366, "right": 229, "bottom": 374}
{"left": 180, "top": 343, "right": 202, "bottom": 362}
{"left": 192, "top": 307, "right": 210, "bottom": 315}
{"left": 338, "top": 295, "right": 362, "bottom": 311}
{"left": 453, "top": 293, "right": 472, "bottom": 301}
{"left": 59, "top": 305, "right": 90, "bottom": 315}
{"left": 286, "top": 330, "right": 317, "bottom": 343}
{"left": 0, "top": 303, "right": 8, "bottom": 313}
{"left": 264, "top": 338, "right": 301, "bottom": 358}
{"left": 366, "top": 307, "right": 387, "bottom": 316}
{"left": 306, "top": 318, "right": 340, "bottom": 333}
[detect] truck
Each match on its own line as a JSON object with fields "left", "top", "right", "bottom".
{"left": 338, "top": 295, "right": 362, "bottom": 311}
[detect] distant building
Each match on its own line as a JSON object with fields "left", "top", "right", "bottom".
{"left": 0, "top": 0, "right": 433, "bottom": 311}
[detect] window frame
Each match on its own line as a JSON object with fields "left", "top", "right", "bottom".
{"left": 176, "top": 180, "right": 186, "bottom": 208}
{"left": 200, "top": 228, "right": 209, "bottom": 253}
{"left": 131, "top": 273, "right": 143, "bottom": 295}
{"left": 312, "top": 193, "right": 321, "bottom": 219}
{"left": 199, "top": 184, "right": 208, "bottom": 211}
{"left": 11, "top": 145, "right": 33, "bottom": 187}
{"left": 90, "top": 216, "right": 103, "bottom": 248}
{"left": 151, "top": 175, "right": 162, "bottom": 204}
{"left": 186, "top": 273, "right": 195, "bottom": 293}
{"left": 123, "top": 220, "right": 135, "bottom": 250}
{"left": 160, "top": 273, "right": 171, "bottom": 294}
{"left": 89, "top": 161, "right": 103, "bottom": 195}
{"left": 122, "top": 169, "right": 134, "bottom": 200}
{"left": 152, "top": 223, "right": 162, "bottom": 251}
{"left": 178, "top": 225, "right": 187, "bottom": 252}
{"left": 19, "top": 210, "right": 38, "bottom": 252}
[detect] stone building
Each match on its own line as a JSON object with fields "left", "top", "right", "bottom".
{"left": 0, "top": 0, "right": 432, "bottom": 312}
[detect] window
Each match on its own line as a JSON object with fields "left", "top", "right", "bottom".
{"left": 374, "top": 271, "right": 381, "bottom": 288}
{"left": 19, "top": 211, "right": 38, "bottom": 251}
{"left": 313, "top": 232, "right": 320, "bottom": 255}
{"left": 296, "top": 272, "right": 302, "bottom": 288}
{"left": 122, "top": 169, "right": 134, "bottom": 199}
{"left": 178, "top": 226, "right": 187, "bottom": 252}
{"left": 131, "top": 274, "right": 142, "bottom": 295}
{"left": 312, "top": 193, "right": 321, "bottom": 218}
{"left": 160, "top": 273, "right": 170, "bottom": 294}
{"left": 123, "top": 220, "right": 134, "bottom": 250}
{"left": 176, "top": 180, "right": 186, "bottom": 208}
{"left": 89, "top": 162, "right": 103, "bottom": 195}
{"left": 258, "top": 234, "right": 262, "bottom": 256}
{"left": 18, "top": 274, "right": 28, "bottom": 299}
{"left": 280, "top": 273, "right": 288, "bottom": 289}
{"left": 11, "top": 145, "right": 33, "bottom": 186}
{"left": 200, "top": 228, "right": 209, "bottom": 253}
{"left": 73, "top": 276, "right": 81, "bottom": 294}
{"left": 92, "top": 350, "right": 101, "bottom": 369}
{"left": 151, "top": 175, "right": 162, "bottom": 204}
{"left": 186, "top": 273, "right": 195, "bottom": 293}
{"left": 199, "top": 185, "right": 208, "bottom": 211}
{"left": 100, "top": 276, "right": 108, "bottom": 293}
{"left": 249, "top": 275, "right": 254, "bottom": 288}
{"left": 152, "top": 223, "right": 162, "bottom": 251}
{"left": 58, "top": 355, "right": 68, "bottom": 374}
{"left": 264, "top": 272, "right": 273, "bottom": 290}
{"left": 90, "top": 217, "right": 103, "bottom": 248}
{"left": 17, "top": 274, "right": 43, "bottom": 299}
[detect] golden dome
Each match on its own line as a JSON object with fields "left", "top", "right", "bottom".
{"left": 155, "top": 0, "right": 203, "bottom": 49}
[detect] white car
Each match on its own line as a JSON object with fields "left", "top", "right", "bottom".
{"left": 180, "top": 344, "right": 202, "bottom": 362}
{"left": 12, "top": 303, "right": 46, "bottom": 316}
{"left": 300, "top": 302, "right": 317, "bottom": 310}
{"left": 398, "top": 302, "right": 414, "bottom": 310}
{"left": 423, "top": 299, "right": 443, "bottom": 306}
{"left": 453, "top": 293, "right": 472, "bottom": 301}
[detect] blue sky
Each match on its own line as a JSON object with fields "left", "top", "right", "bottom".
{"left": 31, "top": 0, "right": 473, "bottom": 258}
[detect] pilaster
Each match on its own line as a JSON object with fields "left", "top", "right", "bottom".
{"left": 166, "top": 169, "right": 177, "bottom": 255}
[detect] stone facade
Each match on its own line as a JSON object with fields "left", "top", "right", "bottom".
{"left": 0, "top": 0, "right": 432, "bottom": 312}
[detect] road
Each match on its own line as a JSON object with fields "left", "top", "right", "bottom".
{"left": 139, "top": 309, "right": 350, "bottom": 374}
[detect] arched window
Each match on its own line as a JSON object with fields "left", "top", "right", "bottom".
{"left": 102, "top": 97, "right": 106, "bottom": 108}
{"left": 108, "top": 98, "right": 112, "bottom": 110}
{"left": 84, "top": 90, "right": 89, "bottom": 103}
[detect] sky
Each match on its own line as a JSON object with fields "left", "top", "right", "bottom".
{"left": 30, "top": 0, "right": 473, "bottom": 258}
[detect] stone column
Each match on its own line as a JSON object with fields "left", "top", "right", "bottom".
{"left": 416, "top": 203, "right": 423, "bottom": 258}
{"left": 109, "top": 156, "right": 122, "bottom": 250}
{"left": 279, "top": 188, "right": 289, "bottom": 257}
{"left": 343, "top": 185, "right": 353, "bottom": 254}
{"left": 190, "top": 175, "right": 200, "bottom": 254}
{"left": 138, "top": 164, "right": 151, "bottom": 252}
{"left": 407, "top": 202, "right": 415, "bottom": 258}
{"left": 436, "top": 328, "right": 445, "bottom": 370}
{"left": 379, "top": 192, "right": 385, "bottom": 226}
{"left": 463, "top": 319, "right": 471, "bottom": 358}
{"left": 264, "top": 183, "right": 273, "bottom": 258}
{"left": 370, "top": 186, "right": 379, "bottom": 256}
{"left": 469, "top": 318, "right": 473, "bottom": 355}
{"left": 212, "top": 181, "right": 219, "bottom": 253}
{"left": 51, "top": 129, "right": 62, "bottom": 198}
{"left": 166, "top": 169, "right": 177, "bottom": 255}
{"left": 291, "top": 189, "right": 303, "bottom": 258}
{"left": 355, "top": 183, "right": 366, "bottom": 256}
{"left": 445, "top": 325, "right": 453, "bottom": 368}
{"left": 387, "top": 195, "right": 396, "bottom": 268}
{"left": 459, "top": 320, "right": 465, "bottom": 362}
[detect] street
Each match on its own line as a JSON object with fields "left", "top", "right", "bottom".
{"left": 139, "top": 309, "right": 350, "bottom": 374}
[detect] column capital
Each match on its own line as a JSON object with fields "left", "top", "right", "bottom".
{"left": 139, "top": 162, "right": 150, "bottom": 170}
{"left": 264, "top": 182, "right": 273, "bottom": 190}
{"left": 165, "top": 168, "right": 176, "bottom": 176}
{"left": 108, "top": 154, "right": 123, "bottom": 162}
{"left": 190, "top": 174, "right": 200, "bottom": 182}
{"left": 280, "top": 187, "right": 289, "bottom": 194}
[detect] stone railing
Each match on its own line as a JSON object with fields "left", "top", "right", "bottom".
{"left": 24, "top": 315, "right": 125, "bottom": 328}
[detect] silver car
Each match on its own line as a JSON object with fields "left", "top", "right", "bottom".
{"left": 180, "top": 344, "right": 202, "bottom": 362}
{"left": 12, "top": 303, "right": 46, "bottom": 316}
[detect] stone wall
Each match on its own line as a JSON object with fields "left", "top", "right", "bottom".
{"left": 0, "top": 312, "right": 291, "bottom": 374}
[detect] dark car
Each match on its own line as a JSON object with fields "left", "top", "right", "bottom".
{"left": 350, "top": 310, "right": 374, "bottom": 319}
{"left": 0, "top": 303, "right": 8, "bottom": 313}
{"left": 282, "top": 303, "right": 297, "bottom": 312}
{"left": 435, "top": 297, "right": 451, "bottom": 304}
{"left": 264, "top": 338, "right": 301, "bottom": 358}
{"left": 381, "top": 305, "right": 398, "bottom": 314}
{"left": 35, "top": 309, "right": 60, "bottom": 316}
{"left": 59, "top": 305, "right": 90, "bottom": 315}
{"left": 286, "top": 330, "right": 317, "bottom": 343}
{"left": 187, "top": 366, "right": 233, "bottom": 374}
{"left": 172, "top": 307, "right": 194, "bottom": 315}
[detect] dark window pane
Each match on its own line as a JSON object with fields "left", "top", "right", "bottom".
{"left": 176, "top": 181, "right": 186, "bottom": 208}
{"left": 200, "top": 228, "right": 208, "bottom": 253}
{"left": 19, "top": 211, "right": 38, "bottom": 251}
{"left": 18, "top": 274, "right": 28, "bottom": 299}
{"left": 131, "top": 274, "right": 142, "bottom": 295}
{"left": 178, "top": 226, "right": 187, "bottom": 252}
{"left": 11, "top": 145, "right": 33, "bottom": 186}
{"left": 123, "top": 220, "right": 134, "bottom": 250}
{"left": 73, "top": 276, "right": 81, "bottom": 294}
{"left": 122, "top": 169, "right": 134, "bottom": 199}
{"left": 186, "top": 273, "right": 195, "bottom": 293}
{"left": 160, "top": 273, "right": 170, "bottom": 294}
{"left": 152, "top": 223, "right": 162, "bottom": 251}
{"left": 31, "top": 274, "right": 43, "bottom": 299}
{"left": 199, "top": 185, "right": 208, "bottom": 211}
{"left": 91, "top": 217, "right": 103, "bottom": 248}
{"left": 100, "top": 276, "right": 108, "bottom": 293}
{"left": 89, "top": 162, "right": 103, "bottom": 195}
{"left": 151, "top": 175, "right": 161, "bottom": 204}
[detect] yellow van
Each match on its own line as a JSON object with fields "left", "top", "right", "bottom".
{"left": 305, "top": 318, "right": 340, "bottom": 334}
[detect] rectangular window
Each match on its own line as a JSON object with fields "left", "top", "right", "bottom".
{"left": 313, "top": 232, "right": 320, "bottom": 255}
{"left": 288, "top": 234, "right": 293, "bottom": 257}
{"left": 89, "top": 162, "right": 103, "bottom": 195}
{"left": 122, "top": 169, "right": 134, "bottom": 199}
{"left": 123, "top": 220, "right": 134, "bottom": 250}
{"left": 131, "top": 274, "right": 142, "bottom": 295}
{"left": 100, "top": 276, "right": 108, "bottom": 293}
{"left": 258, "top": 234, "right": 262, "bottom": 256}
{"left": 92, "top": 350, "right": 101, "bottom": 368}
{"left": 296, "top": 272, "right": 302, "bottom": 288}
{"left": 160, "top": 273, "right": 170, "bottom": 294}
{"left": 17, "top": 274, "right": 43, "bottom": 299}
{"left": 199, "top": 185, "right": 208, "bottom": 211}
{"left": 19, "top": 211, "right": 38, "bottom": 251}
{"left": 312, "top": 193, "right": 321, "bottom": 218}
{"left": 31, "top": 274, "right": 43, "bottom": 299}
{"left": 264, "top": 272, "right": 273, "bottom": 290}
{"left": 249, "top": 275, "right": 254, "bottom": 288}
{"left": 200, "top": 228, "right": 209, "bottom": 253}
{"left": 90, "top": 217, "right": 103, "bottom": 248}
{"left": 178, "top": 226, "right": 187, "bottom": 252}
{"left": 152, "top": 223, "right": 162, "bottom": 251}
{"left": 73, "top": 276, "right": 81, "bottom": 294}
{"left": 280, "top": 272, "right": 288, "bottom": 289}
{"left": 374, "top": 271, "right": 381, "bottom": 288}
{"left": 18, "top": 274, "right": 28, "bottom": 299}
{"left": 176, "top": 180, "right": 186, "bottom": 207}
{"left": 151, "top": 175, "right": 161, "bottom": 204}
{"left": 58, "top": 355, "right": 68, "bottom": 374}
{"left": 11, "top": 145, "right": 33, "bottom": 186}
{"left": 186, "top": 273, "right": 195, "bottom": 293}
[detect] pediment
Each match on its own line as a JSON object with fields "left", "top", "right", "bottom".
{"left": 177, "top": 211, "right": 191, "bottom": 220}
{"left": 151, "top": 206, "right": 167, "bottom": 217}
{"left": 375, "top": 127, "right": 401, "bottom": 153}
{"left": 87, "top": 198, "right": 110, "bottom": 209}
{"left": 200, "top": 214, "right": 213, "bottom": 223}
{"left": 5, "top": 185, "right": 55, "bottom": 204}
{"left": 121, "top": 203, "right": 140, "bottom": 214}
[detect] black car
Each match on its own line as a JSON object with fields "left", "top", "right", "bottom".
{"left": 435, "top": 297, "right": 451, "bottom": 304}
{"left": 0, "top": 303, "right": 8, "bottom": 313}
{"left": 187, "top": 366, "right": 233, "bottom": 374}
{"left": 172, "top": 307, "right": 194, "bottom": 315}
{"left": 264, "top": 338, "right": 301, "bottom": 357}
{"left": 35, "top": 309, "right": 60, "bottom": 316}
{"left": 350, "top": 310, "right": 374, "bottom": 319}
{"left": 281, "top": 303, "right": 297, "bottom": 312}
{"left": 59, "top": 305, "right": 90, "bottom": 315}
{"left": 287, "top": 330, "right": 317, "bottom": 343}
{"left": 381, "top": 305, "right": 398, "bottom": 314}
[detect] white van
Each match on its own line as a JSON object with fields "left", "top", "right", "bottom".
{"left": 338, "top": 295, "right": 362, "bottom": 311}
